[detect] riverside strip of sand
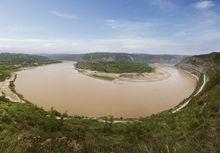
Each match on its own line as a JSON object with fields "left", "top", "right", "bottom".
{"left": 0, "top": 73, "right": 21, "bottom": 102}
{"left": 76, "top": 63, "right": 171, "bottom": 82}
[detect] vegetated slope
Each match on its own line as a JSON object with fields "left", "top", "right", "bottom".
{"left": 76, "top": 52, "right": 155, "bottom": 73}
{"left": 81, "top": 52, "right": 186, "bottom": 64}
{"left": 0, "top": 52, "right": 219, "bottom": 153}
{"left": 176, "top": 52, "right": 220, "bottom": 76}
{"left": 0, "top": 53, "right": 58, "bottom": 65}
{"left": 0, "top": 53, "right": 58, "bottom": 81}
{"left": 75, "top": 61, "right": 154, "bottom": 73}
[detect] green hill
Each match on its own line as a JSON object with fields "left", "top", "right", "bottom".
{"left": 81, "top": 52, "right": 186, "bottom": 64}
{"left": 0, "top": 53, "right": 58, "bottom": 81}
{"left": 75, "top": 61, "right": 154, "bottom": 73}
{"left": 0, "top": 52, "right": 219, "bottom": 153}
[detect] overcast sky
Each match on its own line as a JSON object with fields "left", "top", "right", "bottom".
{"left": 0, "top": 0, "right": 219, "bottom": 55}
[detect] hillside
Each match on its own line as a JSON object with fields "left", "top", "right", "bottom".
{"left": 81, "top": 52, "right": 186, "bottom": 64}
{"left": 0, "top": 53, "right": 58, "bottom": 81}
{"left": 75, "top": 61, "right": 154, "bottom": 74}
{"left": 176, "top": 52, "right": 219, "bottom": 76}
{"left": 41, "top": 54, "right": 83, "bottom": 61}
{"left": 0, "top": 53, "right": 57, "bottom": 65}
{"left": 0, "top": 52, "right": 219, "bottom": 153}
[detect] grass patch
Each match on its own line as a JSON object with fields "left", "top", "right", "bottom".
{"left": 92, "top": 74, "right": 115, "bottom": 80}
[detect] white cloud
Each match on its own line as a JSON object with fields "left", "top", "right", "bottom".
{"left": 194, "top": 1, "right": 215, "bottom": 10}
{"left": 51, "top": 11, "right": 78, "bottom": 20}
{"left": 0, "top": 37, "right": 179, "bottom": 54}
{"left": 6, "top": 25, "right": 44, "bottom": 32}
{"left": 1, "top": 36, "right": 218, "bottom": 55}
{"left": 170, "top": 7, "right": 220, "bottom": 54}
{"left": 105, "top": 19, "right": 155, "bottom": 37}
{"left": 105, "top": 19, "right": 153, "bottom": 31}
{"left": 173, "top": 7, "right": 220, "bottom": 42}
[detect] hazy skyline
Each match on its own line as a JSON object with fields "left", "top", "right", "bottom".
{"left": 0, "top": 0, "right": 219, "bottom": 55}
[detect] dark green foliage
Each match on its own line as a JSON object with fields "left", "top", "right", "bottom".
{"left": 75, "top": 61, "right": 154, "bottom": 73}
{"left": 0, "top": 70, "right": 12, "bottom": 81}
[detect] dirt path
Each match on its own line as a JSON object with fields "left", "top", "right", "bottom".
{"left": 172, "top": 74, "right": 206, "bottom": 113}
{"left": 194, "top": 74, "right": 207, "bottom": 96}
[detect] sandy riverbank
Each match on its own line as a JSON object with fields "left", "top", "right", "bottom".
{"left": 0, "top": 73, "right": 21, "bottom": 102}
{"left": 76, "top": 63, "right": 171, "bottom": 82}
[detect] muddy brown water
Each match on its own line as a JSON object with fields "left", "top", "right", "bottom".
{"left": 15, "top": 61, "right": 197, "bottom": 118}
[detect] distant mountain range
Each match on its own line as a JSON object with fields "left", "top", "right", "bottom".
{"left": 42, "top": 52, "right": 187, "bottom": 64}
{"left": 0, "top": 53, "right": 57, "bottom": 65}
{"left": 40, "top": 54, "right": 83, "bottom": 61}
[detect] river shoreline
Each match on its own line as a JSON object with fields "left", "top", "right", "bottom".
{"left": 76, "top": 63, "right": 172, "bottom": 82}
{"left": 0, "top": 63, "right": 61, "bottom": 103}
{"left": 14, "top": 61, "right": 197, "bottom": 118}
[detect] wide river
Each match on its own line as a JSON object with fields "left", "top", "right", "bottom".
{"left": 15, "top": 61, "right": 197, "bottom": 118}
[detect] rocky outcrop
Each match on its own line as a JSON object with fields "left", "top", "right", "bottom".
{"left": 176, "top": 52, "right": 220, "bottom": 82}
{"left": 176, "top": 56, "right": 208, "bottom": 77}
